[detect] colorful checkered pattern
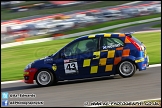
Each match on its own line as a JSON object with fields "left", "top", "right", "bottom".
{"left": 83, "top": 48, "right": 131, "bottom": 74}
{"left": 88, "top": 33, "right": 128, "bottom": 38}
{"left": 84, "top": 33, "right": 132, "bottom": 74}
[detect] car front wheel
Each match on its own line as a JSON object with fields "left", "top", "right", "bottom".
{"left": 36, "top": 69, "right": 55, "bottom": 86}
{"left": 118, "top": 61, "right": 136, "bottom": 78}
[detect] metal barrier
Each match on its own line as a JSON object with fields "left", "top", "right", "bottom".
{"left": 1, "top": 17, "right": 161, "bottom": 49}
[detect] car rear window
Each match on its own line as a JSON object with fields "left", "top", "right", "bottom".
{"left": 132, "top": 36, "right": 142, "bottom": 45}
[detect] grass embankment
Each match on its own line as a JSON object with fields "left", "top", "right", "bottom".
{"left": 1, "top": 32, "right": 161, "bottom": 81}
{"left": 152, "top": 24, "right": 161, "bottom": 28}
{"left": 1, "top": 1, "right": 131, "bottom": 20}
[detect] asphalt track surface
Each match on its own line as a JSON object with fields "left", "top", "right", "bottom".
{"left": 118, "top": 21, "right": 161, "bottom": 32}
{"left": 1, "top": 66, "right": 161, "bottom": 107}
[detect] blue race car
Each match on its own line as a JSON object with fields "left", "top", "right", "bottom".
{"left": 24, "top": 33, "right": 149, "bottom": 86}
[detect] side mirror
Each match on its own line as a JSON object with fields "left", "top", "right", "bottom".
{"left": 61, "top": 54, "right": 65, "bottom": 58}
{"left": 60, "top": 52, "right": 66, "bottom": 58}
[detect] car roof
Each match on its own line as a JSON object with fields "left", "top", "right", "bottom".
{"left": 75, "top": 33, "right": 132, "bottom": 41}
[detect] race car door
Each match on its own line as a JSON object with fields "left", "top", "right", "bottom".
{"left": 57, "top": 37, "right": 100, "bottom": 80}
{"left": 99, "top": 37, "right": 124, "bottom": 75}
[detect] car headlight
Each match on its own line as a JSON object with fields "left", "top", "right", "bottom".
{"left": 25, "top": 62, "right": 33, "bottom": 70}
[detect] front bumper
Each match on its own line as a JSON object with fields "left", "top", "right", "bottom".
{"left": 146, "top": 56, "right": 149, "bottom": 67}
{"left": 23, "top": 68, "right": 37, "bottom": 84}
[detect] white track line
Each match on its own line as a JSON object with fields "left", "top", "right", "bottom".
{"left": 1, "top": 80, "right": 24, "bottom": 84}
{"left": 135, "top": 30, "right": 161, "bottom": 34}
{"left": 117, "top": 1, "right": 142, "bottom": 6}
{"left": 148, "top": 64, "right": 161, "bottom": 68}
{"left": 138, "top": 98, "right": 161, "bottom": 101}
{"left": 1, "top": 64, "right": 161, "bottom": 85}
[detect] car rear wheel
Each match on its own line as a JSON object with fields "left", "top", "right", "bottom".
{"left": 36, "top": 69, "right": 55, "bottom": 86}
{"left": 118, "top": 61, "right": 136, "bottom": 78}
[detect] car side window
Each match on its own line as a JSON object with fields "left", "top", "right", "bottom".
{"left": 64, "top": 42, "right": 78, "bottom": 57}
{"left": 64, "top": 38, "right": 98, "bottom": 56}
{"left": 102, "top": 38, "right": 124, "bottom": 50}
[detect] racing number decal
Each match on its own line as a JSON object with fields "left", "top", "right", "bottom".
{"left": 64, "top": 62, "right": 78, "bottom": 74}
{"left": 66, "top": 63, "right": 75, "bottom": 70}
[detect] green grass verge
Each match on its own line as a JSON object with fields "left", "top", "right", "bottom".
{"left": 88, "top": 20, "right": 160, "bottom": 34}
{"left": 152, "top": 24, "right": 161, "bottom": 28}
{"left": 25, "top": 34, "right": 52, "bottom": 40}
{"left": 63, "top": 14, "right": 161, "bottom": 34}
{"left": 1, "top": 1, "right": 131, "bottom": 20}
{"left": 1, "top": 32, "right": 161, "bottom": 81}
{"left": 81, "top": 20, "right": 160, "bottom": 35}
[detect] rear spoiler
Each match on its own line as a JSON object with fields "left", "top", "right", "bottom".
{"left": 124, "top": 32, "right": 135, "bottom": 37}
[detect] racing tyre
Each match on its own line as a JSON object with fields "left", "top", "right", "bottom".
{"left": 118, "top": 61, "right": 136, "bottom": 78}
{"left": 36, "top": 69, "right": 55, "bottom": 86}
